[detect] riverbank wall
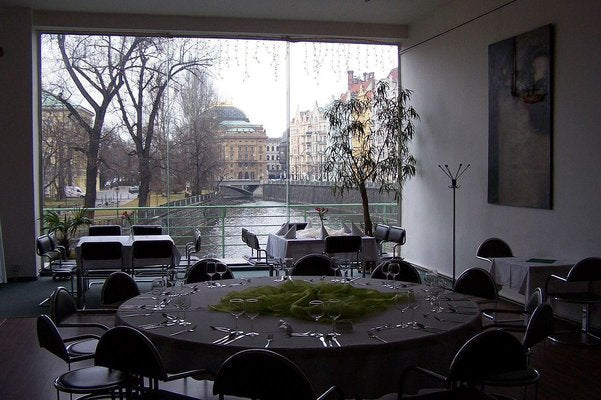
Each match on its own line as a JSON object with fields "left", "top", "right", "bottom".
{"left": 262, "top": 182, "right": 397, "bottom": 205}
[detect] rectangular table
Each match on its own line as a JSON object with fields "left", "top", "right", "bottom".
{"left": 489, "top": 257, "right": 576, "bottom": 299}
{"left": 266, "top": 233, "right": 379, "bottom": 263}
{"left": 75, "top": 235, "right": 180, "bottom": 307}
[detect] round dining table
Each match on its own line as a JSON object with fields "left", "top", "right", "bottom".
{"left": 116, "top": 277, "right": 482, "bottom": 399}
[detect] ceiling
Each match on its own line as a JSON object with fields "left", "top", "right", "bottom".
{"left": 3, "top": 0, "right": 452, "bottom": 25}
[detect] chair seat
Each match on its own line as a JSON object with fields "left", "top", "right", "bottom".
{"left": 480, "top": 367, "right": 540, "bottom": 387}
{"left": 55, "top": 366, "right": 128, "bottom": 393}
{"left": 67, "top": 338, "right": 99, "bottom": 355}
{"left": 549, "top": 292, "right": 601, "bottom": 304}
{"left": 137, "top": 389, "right": 199, "bottom": 400}
{"left": 406, "top": 388, "right": 497, "bottom": 400}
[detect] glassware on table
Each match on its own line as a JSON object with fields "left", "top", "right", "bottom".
{"left": 424, "top": 269, "right": 438, "bottom": 300}
{"left": 283, "top": 258, "right": 294, "bottom": 279}
{"left": 330, "top": 257, "right": 342, "bottom": 281}
{"left": 244, "top": 298, "right": 260, "bottom": 336}
{"left": 175, "top": 291, "right": 192, "bottom": 325}
{"left": 206, "top": 261, "right": 217, "bottom": 285}
{"left": 428, "top": 271, "right": 444, "bottom": 313}
{"left": 308, "top": 300, "right": 324, "bottom": 336}
{"left": 396, "top": 289, "right": 414, "bottom": 328}
{"left": 150, "top": 278, "right": 166, "bottom": 310}
{"left": 381, "top": 262, "right": 391, "bottom": 288}
{"left": 389, "top": 262, "right": 400, "bottom": 290}
{"left": 326, "top": 299, "right": 342, "bottom": 335}
{"left": 229, "top": 298, "right": 245, "bottom": 333}
{"left": 216, "top": 262, "right": 227, "bottom": 281}
{"left": 406, "top": 291, "right": 419, "bottom": 329}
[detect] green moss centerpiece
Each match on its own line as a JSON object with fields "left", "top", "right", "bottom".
{"left": 211, "top": 280, "right": 413, "bottom": 322}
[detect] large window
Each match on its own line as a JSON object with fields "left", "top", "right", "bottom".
{"left": 40, "top": 34, "right": 398, "bottom": 256}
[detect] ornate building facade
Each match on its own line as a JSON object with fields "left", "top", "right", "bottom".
{"left": 289, "top": 103, "right": 329, "bottom": 181}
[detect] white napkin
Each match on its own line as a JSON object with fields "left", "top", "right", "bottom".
{"left": 306, "top": 220, "right": 312, "bottom": 229}
{"left": 275, "top": 223, "right": 288, "bottom": 236}
{"left": 351, "top": 223, "right": 364, "bottom": 236}
{"left": 320, "top": 224, "right": 329, "bottom": 239}
{"left": 284, "top": 225, "right": 297, "bottom": 239}
{"left": 341, "top": 222, "right": 351, "bottom": 234}
{"left": 328, "top": 228, "right": 346, "bottom": 236}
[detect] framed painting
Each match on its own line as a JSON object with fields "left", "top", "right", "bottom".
{"left": 488, "top": 24, "right": 553, "bottom": 209}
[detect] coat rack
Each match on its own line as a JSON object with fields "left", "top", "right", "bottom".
{"left": 438, "top": 163, "right": 470, "bottom": 284}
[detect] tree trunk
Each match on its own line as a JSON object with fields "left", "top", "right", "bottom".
{"left": 138, "top": 153, "right": 152, "bottom": 207}
{"left": 84, "top": 131, "right": 100, "bottom": 219}
{"left": 358, "top": 182, "right": 373, "bottom": 236}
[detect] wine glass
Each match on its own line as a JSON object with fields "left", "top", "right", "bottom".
{"left": 283, "top": 258, "right": 294, "bottom": 279}
{"left": 206, "top": 261, "right": 216, "bottom": 285}
{"left": 396, "top": 289, "right": 413, "bottom": 328}
{"left": 326, "top": 299, "right": 342, "bottom": 335}
{"left": 389, "top": 262, "right": 400, "bottom": 290}
{"left": 150, "top": 278, "right": 165, "bottom": 310}
{"left": 308, "top": 300, "right": 324, "bottom": 336}
{"left": 330, "top": 257, "right": 341, "bottom": 282}
{"left": 424, "top": 269, "right": 438, "bottom": 300}
{"left": 229, "top": 298, "right": 244, "bottom": 333}
{"left": 244, "top": 298, "right": 260, "bottom": 336}
{"left": 381, "top": 262, "right": 391, "bottom": 288}
{"left": 176, "top": 291, "right": 192, "bottom": 325}
{"left": 216, "top": 262, "right": 228, "bottom": 281}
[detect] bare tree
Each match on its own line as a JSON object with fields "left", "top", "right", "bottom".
{"left": 171, "top": 71, "right": 222, "bottom": 195}
{"left": 42, "top": 34, "right": 140, "bottom": 210}
{"left": 114, "top": 38, "right": 214, "bottom": 206}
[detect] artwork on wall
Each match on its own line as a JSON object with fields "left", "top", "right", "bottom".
{"left": 488, "top": 24, "right": 553, "bottom": 209}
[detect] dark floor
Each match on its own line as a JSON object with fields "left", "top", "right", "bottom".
{"left": 1, "top": 302, "right": 599, "bottom": 400}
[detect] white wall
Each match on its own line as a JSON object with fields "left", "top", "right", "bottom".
{"left": 400, "top": 0, "right": 601, "bottom": 277}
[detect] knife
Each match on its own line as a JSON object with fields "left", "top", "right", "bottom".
{"left": 223, "top": 333, "right": 247, "bottom": 345}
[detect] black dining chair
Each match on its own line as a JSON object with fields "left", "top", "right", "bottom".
{"left": 453, "top": 267, "right": 498, "bottom": 304}
{"left": 324, "top": 235, "right": 362, "bottom": 277}
{"left": 132, "top": 225, "right": 163, "bottom": 235}
{"left": 373, "top": 223, "right": 390, "bottom": 257}
{"left": 545, "top": 256, "right": 601, "bottom": 345}
{"left": 95, "top": 326, "right": 209, "bottom": 399}
{"left": 213, "top": 349, "right": 342, "bottom": 400}
{"left": 88, "top": 225, "right": 122, "bottom": 236}
{"left": 476, "top": 237, "right": 513, "bottom": 264}
{"left": 387, "top": 226, "right": 407, "bottom": 258}
{"left": 185, "top": 258, "right": 234, "bottom": 283}
{"left": 36, "top": 233, "right": 77, "bottom": 304}
{"left": 370, "top": 258, "right": 421, "bottom": 284}
{"left": 50, "top": 286, "right": 111, "bottom": 334}
{"left": 291, "top": 253, "right": 339, "bottom": 276}
{"left": 398, "top": 329, "right": 540, "bottom": 400}
{"left": 242, "top": 229, "right": 276, "bottom": 275}
{"left": 101, "top": 271, "right": 140, "bottom": 307}
{"left": 481, "top": 288, "right": 544, "bottom": 328}
{"left": 37, "top": 314, "right": 101, "bottom": 370}
{"left": 80, "top": 241, "right": 124, "bottom": 307}
{"left": 182, "top": 228, "right": 202, "bottom": 268}
{"left": 131, "top": 239, "right": 174, "bottom": 280}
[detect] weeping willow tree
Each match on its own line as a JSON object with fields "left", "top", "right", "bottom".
{"left": 323, "top": 81, "right": 419, "bottom": 236}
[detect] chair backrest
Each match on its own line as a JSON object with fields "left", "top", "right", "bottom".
{"left": 81, "top": 241, "right": 123, "bottom": 262}
{"left": 241, "top": 228, "right": 249, "bottom": 245}
{"left": 37, "top": 315, "right": 69, "bottom": 363}
{"left": 132, "top": 240, "right": 173, "bottom": 260}
{"left": 185, "top": 259, "right": 234, "bottom": 283}
{"left": 448, "top": 329, "right": 528, "bottom": 385}
{"left": 36, "top": 234, "right": 54, "bottom": 257}
{"left": 101, "top": 271, "right": 140, "bottom": 306}
{"left": 565, "top": 257, "right": 601, "bottom": 282}
{"left": 387, "top": 226, "right": 406, "bottom": 245}
{"left": 370, "top": 259, "right": 421, "bottom": 284}
{"left": 88, "top": 225, "right": 122, "bottom": 236}
{"left": 50, "top": 286, "right": 78, "bottom": 324}
{"left": 95, "top": 326, "right": 166, "bottom": 380}
{"left": 373, "top": 224, "right": 390, "bottom": 242}
{"left": 132, "top": 225, "right": 163, "bottom": 235}
{"left": 245, "top": 231, "right": 261, "bottom": 251}
{"left": 476, "top": 238, "right": 513, "bottom": 260}
{"left": 454, "top": 267, "right": 498, "bottom": 300}
{"left": 193, "top": 229, "right": 202, "bottom": 252}
{"left": 522, "top": 303, "right": 554, "bottom": 350}
{"left": 213, "top": 349, "right": 315, "bottom": 400}
{"left": 324, "top": 235, "right": 362, "bottom": 254}
{"left": 292, "top": 254, "right": 337, "bottom": 276}
{"left": 525, "top": 287, "right": 544, "bottom": 314}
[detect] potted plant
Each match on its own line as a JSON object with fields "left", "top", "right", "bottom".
{"left": 323, "top": 81, "right": 419, "bottom": 236}
{"left": 42, "top": 207, "right": 92, "bottom": 256}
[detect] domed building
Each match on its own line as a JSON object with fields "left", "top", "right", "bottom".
{"left": 211, "top": 104, "right": 268, "bottom": 181}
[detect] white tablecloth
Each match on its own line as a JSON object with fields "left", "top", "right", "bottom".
{"left": 265, "top": 233, "right": 379, "bottom": 263}
{"left": 490, "top": 257, "right": 576, "bottom": 298}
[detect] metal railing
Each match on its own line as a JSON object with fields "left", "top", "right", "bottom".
{"left": 43, "top": 202, "right": 398, "bottom": 259}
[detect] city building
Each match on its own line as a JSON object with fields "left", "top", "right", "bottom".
{"left": 289, "top": 103, "right": 329, "bottom": 181}
{"left": 210, "top": 104, "right": 268, "bottom": 181}
{"left": 266, "top": 136, "right": 284, "bottom": 179}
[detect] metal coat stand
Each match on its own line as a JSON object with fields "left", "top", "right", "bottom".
{"left": 438, "top": 163, "right": 470, "bottom": 284}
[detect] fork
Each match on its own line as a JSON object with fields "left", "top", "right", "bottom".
{"left": 265, "top": 333, "right": 273, "bottom": 348}
{"left": 367, "top": 330, "right": 388, "bottom": 343}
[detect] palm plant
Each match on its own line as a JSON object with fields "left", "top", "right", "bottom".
{"left": 42, "top": 208, "right": 92, "bottom": 256}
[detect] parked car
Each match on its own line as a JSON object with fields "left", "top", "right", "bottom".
{"left": 128, "top": 185, "right": 139, "bottom": 194}
{"left": 65, "top": 186, "right": 85, "bottom": 198}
